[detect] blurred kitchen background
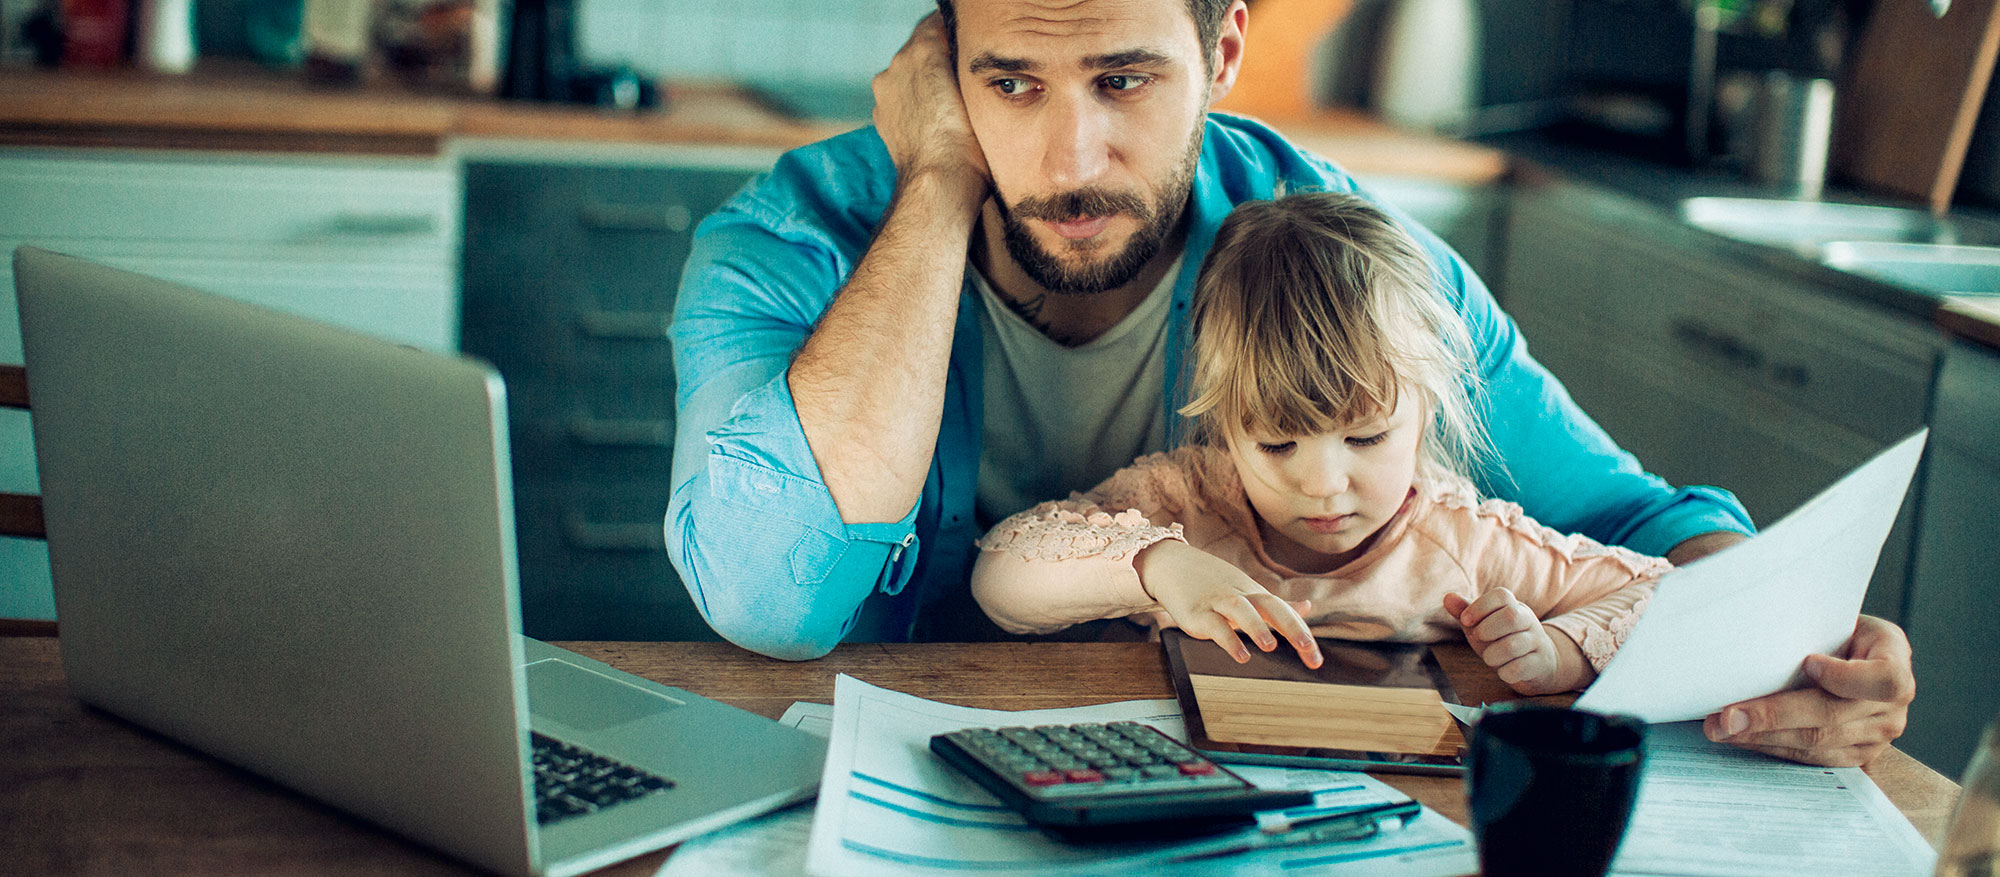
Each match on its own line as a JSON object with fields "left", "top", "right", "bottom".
{"left": 2, "top": 0, "right": 1998, "bottom": 782}
{"left": 9, "top": 0, "right": 1996, "bottom": 202}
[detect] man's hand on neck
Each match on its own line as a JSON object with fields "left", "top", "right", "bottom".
{"left": 788, "top": 14, "right": 991, "bottom": 525}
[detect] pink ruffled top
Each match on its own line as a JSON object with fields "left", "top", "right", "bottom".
{"left": 971, "top": 446, "right": 1670, "bottom": 673}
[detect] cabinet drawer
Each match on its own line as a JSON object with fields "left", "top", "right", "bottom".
{"left": 1505, "top": 190, "right": 1936, "bottom": 447}
{"left": 509, "top": 478, "right": 717, "bottom": 641}
{"left": 460, "top": 155, "right": 769, "bottom": 640}
{"left": 505, "top": 372, "right": 677, "bottom": 483}
{"left": 1619, "top": 256, "right": 1933, "bottom": 446}
{"left": 463, "top": 163, "right": 750, "bottom": 307}
{"left": 0, "top": 149, "right": 458, "bottom": 251}
{"left": 462, "top": 162, "right": 752, "bottom": 379}
{"left": 460, "top": 294, "right": 677, "bottom": 383}
{"left": 1624, "top": 262, "right": 1936, "bottom": 444}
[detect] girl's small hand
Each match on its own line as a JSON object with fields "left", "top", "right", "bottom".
{"left": 1136, "top": 541, "right": 1323, "bottom": 669}
{"left": 1443, "top": 590, "right": 1567, "bottom": 695}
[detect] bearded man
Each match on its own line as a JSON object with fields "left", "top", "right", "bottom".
{"left": 664, "top": 0, "right": 1915, "bottom": 768}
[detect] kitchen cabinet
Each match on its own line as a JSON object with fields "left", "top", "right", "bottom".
{"left": 0, "top": 147, "right": 461, "bottom": 622}
{"left": 1902, "top": 338, "right": 2000, "bottom": 779}
{"left": 458, "top": 144, "right": 777, "bottom": 641}
{"left": 1499, "top": 180, "right": 1941, "bottom": 625}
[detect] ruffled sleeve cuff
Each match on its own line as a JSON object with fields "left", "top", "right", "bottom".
{"left": 975, "top": 502, "right": 1187, "bottom": 564}
{"left": 1545, "top": 588, "right": 1657, "bottom": 673}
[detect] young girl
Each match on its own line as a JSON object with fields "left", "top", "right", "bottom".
{"left": 970, "top": 191, "right": 1669, "bottom": 696}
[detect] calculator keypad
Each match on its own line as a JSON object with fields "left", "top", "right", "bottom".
{"left": 940, "top": 722, "right": 1246, "bottom": 801}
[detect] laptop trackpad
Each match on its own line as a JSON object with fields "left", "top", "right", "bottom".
{"left": 525, "top": 660, "right": 682, "bottom": 732}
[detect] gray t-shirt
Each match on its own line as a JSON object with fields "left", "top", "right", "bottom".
{"left": 973, "top": 260, "right": 1180, "bottom": 528}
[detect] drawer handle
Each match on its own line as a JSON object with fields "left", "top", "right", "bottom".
{"left": 1770, "top": 363, "right": 1811, "bottom": 388}
{"left": 577, "top": 310, "right": 672, "bottom": 339}
{"left": 324, "top": 212, "right": 438, "bottom": 236}
{"left": 567, "top": 416, "right": 673, "bottom": 447}
{"left": 1670, "top": 319, "right": 1765, "bottom": 371}
{"left": 562, "top": 513, "right": 665, "bottom": 552}
{"left": 579, "top": 203, "right": 692, "bottom": 233}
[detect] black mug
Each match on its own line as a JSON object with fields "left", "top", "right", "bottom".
{"left": 1466, "top": 703, "right": 1646, "bottom": 877}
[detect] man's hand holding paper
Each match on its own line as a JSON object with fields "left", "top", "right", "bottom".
{"left": 1703, "top": 614, "right": 1917, "bottom": 767}
{"left": 1574, "top": 430, "right": 1928, "bottom": 768}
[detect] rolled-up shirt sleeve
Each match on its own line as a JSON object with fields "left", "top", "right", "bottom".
{"left": 666, "top": 162, "right": 919, "bottom": 661}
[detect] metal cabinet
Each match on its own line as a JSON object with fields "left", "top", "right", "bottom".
{"left": 459, "top": 153, "right": 765, "bottom": 641}
{"left": 1903, "top": 339, "right": 2000, "bottom": 778}
{"left": 1499, "top": 182, "right": 1941, "bottom": 625}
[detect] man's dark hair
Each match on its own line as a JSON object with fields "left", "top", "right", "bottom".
{"left": 934, "top": 0, "right": 1232, "bottom": 68}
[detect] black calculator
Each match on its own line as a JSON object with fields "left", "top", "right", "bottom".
{"left": 929, "top": 721, "right": 1313, "bottom": 838}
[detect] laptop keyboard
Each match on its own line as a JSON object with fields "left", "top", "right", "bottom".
{"left": 531, "top": 732, "right": 675, "bottom": 825}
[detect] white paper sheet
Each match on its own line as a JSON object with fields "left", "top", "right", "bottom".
{"left": 803, "top": 674, "right": 1478, "bottom": 876}
{"left": 1575, "top": 430, "right": 1928, "bottom": 723}
{"left": 1610, "top": 721, "right": 1936, "bottom": 877}
{"left": 1443, "top": 702, "right": 1484, "bottom": 726}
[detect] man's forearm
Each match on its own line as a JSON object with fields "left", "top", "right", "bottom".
{"left": 1665, "top": 530, "right": 1748, "bottom": 566}
{"left": 788, "top": 167, "right": 987, "bottom": 524}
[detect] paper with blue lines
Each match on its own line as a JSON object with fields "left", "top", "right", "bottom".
{"left": 801, "top": 674, "right": 1476, "bottom": 876}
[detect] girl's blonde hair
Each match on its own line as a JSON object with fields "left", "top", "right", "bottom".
{"left": 1180, "top": 190, "right": 1490, "bottom": 479}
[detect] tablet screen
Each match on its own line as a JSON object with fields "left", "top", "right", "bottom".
{"left": 1161, "top": 628, "right": 1467, "bottom": 776}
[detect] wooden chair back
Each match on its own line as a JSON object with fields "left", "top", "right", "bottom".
{"left": 1, "top": 363, "right": 55, "bottom": 635}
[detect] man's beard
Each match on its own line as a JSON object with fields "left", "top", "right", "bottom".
{"left": 994, "top": 122, "right": 1205, "bottom": 296}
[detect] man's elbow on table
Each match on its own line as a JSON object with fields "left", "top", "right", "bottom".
{"left": 666, "top": 491, "right": 857, "bottom": 662}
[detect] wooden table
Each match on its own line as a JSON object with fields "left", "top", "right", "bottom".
{"left": 0, "top": 637, "right": 1961, "bottom": 874}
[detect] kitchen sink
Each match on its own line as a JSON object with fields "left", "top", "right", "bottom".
{"left": 1820, "top": 242, "right": 2000, "bottom": 296}
{"left": 1678, "top": 197, "right": 1977, "bottom": 251}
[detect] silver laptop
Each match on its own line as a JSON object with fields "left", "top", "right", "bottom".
{"left": 13, "top": 246, "right": 824, "bottom": 877}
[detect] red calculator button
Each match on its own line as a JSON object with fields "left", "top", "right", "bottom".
{"left": 1064, "top": 769, "right": 1104, "bottom": 783}
{"left": 1022, "top": 771, "right": 1064, "bottom": 786}
{"left": 1178, "top": 761, "right": 1216, "bottom": 776}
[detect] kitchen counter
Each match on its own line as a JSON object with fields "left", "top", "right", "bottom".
{"left": 0, "top": 64, "right": 1507, "bottom": 184}
{"left": 1244, "top": 109, "right": 1507, "bottom": 185}
{"left": 0, "top": 63, "right": 851, "bottom": 155}
{"left": 1484, "top": 129, "right": 2000, "bottom": 351}
{"left": 1939, "top": 297, "right": 2000, "bottom": 351}
{"left": 5, "top": 63, "right": 1988, "bottom": 345}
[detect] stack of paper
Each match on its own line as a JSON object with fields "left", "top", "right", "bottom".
{"left": 797, "top": 675, "right": 1478, "bottom": 876}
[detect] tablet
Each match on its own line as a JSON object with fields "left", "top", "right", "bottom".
{"left": 1160, "top": 627, "right": 1467, "bottom": 776}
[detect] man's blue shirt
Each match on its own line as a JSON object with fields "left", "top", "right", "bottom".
{"left": 667, "top": 114, "right": 1752, "bottom": 660}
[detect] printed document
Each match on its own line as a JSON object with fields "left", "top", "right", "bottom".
{"left": 1576, "top": 430, "right": 1927, "bottom": 722}
{"left": 799, "top": 674, "right": 1477, "bottom": 876}
{"left": 1611, "top": 722, "right": 1936, "bottom": 877}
